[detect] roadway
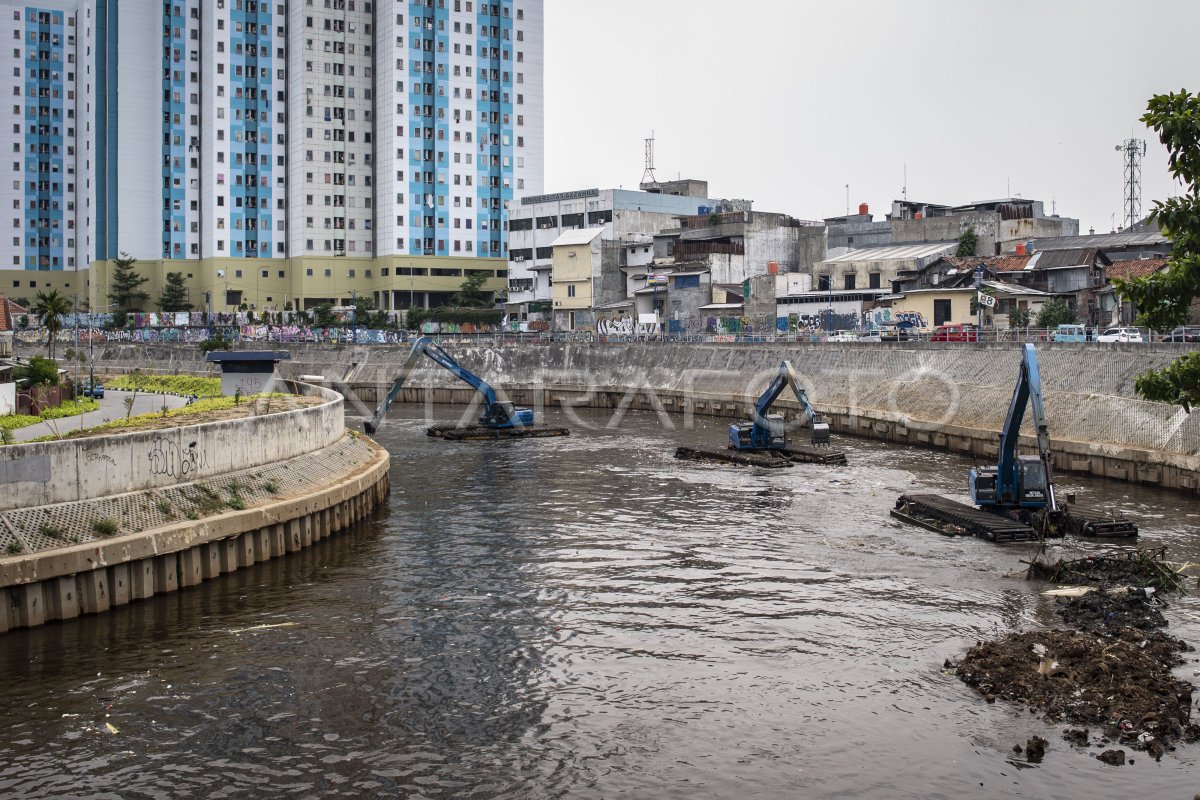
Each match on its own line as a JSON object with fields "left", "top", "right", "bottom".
{"left": 11, "top": 389, "right": 190, "bottom": 443}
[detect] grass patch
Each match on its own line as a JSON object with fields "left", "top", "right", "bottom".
{"left": 262, "top": 480, "right": 280, "bottom": 494}
{"left": 0, "top": 397, "right": 100, "bottom": 433}
{"left": 91, "top": 517, "right": 119, "bottom": 536}
{"left": 156, "top": 499, "right": 174, "bottom": 518}
{"left": 19, "top": 393, "right": 294, "bottom": 444}
{"left": 108, "top": 374, "right": 222, "bottom": 397}
{"left": 38, "top": 522, "right": 65, "bottom": 539}
{"left": 186, "top": 484, "right": 228, "bottom": 516}
{"left": 184, "top": 509, "right": 200, "bottom": 521}
{"left": 224, "top": 479, "right": 247, "bottom": 510}
{"left": 6, "top": 540, "right": 22, "bottom": 554}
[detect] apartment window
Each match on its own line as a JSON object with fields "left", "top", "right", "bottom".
{"left": 869, "top": 272, "right": 881, "bottom": 290}
{"left": 843, "top": 274, "right": 855, "bottom": 290}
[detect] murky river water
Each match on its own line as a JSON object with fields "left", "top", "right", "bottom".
{"left": 3, "top": 407, "right": 1199, "bottom": 799}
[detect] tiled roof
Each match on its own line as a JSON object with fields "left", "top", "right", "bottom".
{"left": 939, "top": 254, "right": 1034, "bottom": 273}
{"left": 1106, "top": 258, "right": 1169, "bottom": 281}
{"left": 0, "top": 295, "right": 25, "bottom": 333}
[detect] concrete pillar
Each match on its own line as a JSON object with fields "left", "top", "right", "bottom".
{"left": 238, "top": 533, "right": 255, "bottom": 568}
{"left": 253, "top": 527, "right": 273, "bottom": 562}
{"left": 202, "top": 542, "right": 223, "bottom": 580}
{"left": 270, "top": 523, "right": 286, "bottom": 554}
{"left": 154, "top": 554, "right": 179, "bottom": 595}
{"left": 16, "top": 583, "right": 45, "bottom": 628}
{"left": 319, "top": 508, "right": 331, "bottom": 538}
{"left": 130, "top": 558, "right": 156, "bottom": 600}
{"left": 300, "top": 515, "right": 313, "bottom": 548}
{"left": 286, "top": 519, "right": 302, "bottom": 553}
{"left": 80, "top": 570, "right": 111, "bottom": 614}
{"left": 178, "top": 548, "right": 204, "bottom": 588}
{"left": 46, "top": 576, "right": 80, "bottom": 621}
{"left": 110, "top": 563, "right": 131, "bottom": 607}
{"left": 0, "top": 587, "right": 11, "bottom": 633}
{"left": 220, "top": 538, "right": 240, "bottom": 573}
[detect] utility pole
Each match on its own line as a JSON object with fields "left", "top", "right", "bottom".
{"left": 1115, "top": 138, "right": 1147, "bottom": 231}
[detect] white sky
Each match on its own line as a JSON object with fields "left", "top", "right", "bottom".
{"left": 544, "top": 0, "right": 1200, "bottom": 234}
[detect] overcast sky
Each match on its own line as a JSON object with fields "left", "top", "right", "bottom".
{"left": 543, "top": 0, "right": 1200, "bottom": 234}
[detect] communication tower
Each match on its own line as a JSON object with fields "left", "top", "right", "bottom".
{"left": 1115, "top": 138, "right": 1147, "bottom": 231}
{"left": 641, "top": 132, "right": 657, "bottom": 184}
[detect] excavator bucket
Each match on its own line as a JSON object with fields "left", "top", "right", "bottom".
{"left": 811, "top": 421, "right": 831, "bottom": 446}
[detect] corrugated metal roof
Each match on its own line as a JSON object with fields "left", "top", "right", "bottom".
{"left": 1033, "top": 231, "right": 1169, "bottom": 250}
{"left": 549, "top": 227, "right": 605, "bottom": 247}
{"left": 820, "top": 242, "right": 956, "bottom": 263}
{"left": 1027, "top": 247, "right": 1106, "bottom": 269}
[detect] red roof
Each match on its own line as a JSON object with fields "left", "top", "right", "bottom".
{"left": 1106, "top": 258, "right": 1169, "bottom": 281}
{"left": 939, "top": 254, "right": 1034, "bottom": 273}
{"left": 0, "top": 296, "right": 30, "bottom": 332}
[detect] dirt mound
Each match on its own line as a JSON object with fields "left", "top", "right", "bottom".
{"left": 1056, "top": 590, "right": 1169, "bottom": 634}
{"left": 955, "top": 623, "right": 1193, "bottom": 760}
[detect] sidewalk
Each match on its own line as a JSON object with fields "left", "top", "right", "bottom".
{"left": 11, "top": 390, "right": 190, "bottom": 442}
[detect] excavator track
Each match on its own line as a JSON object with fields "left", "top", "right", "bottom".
{"left": 675, "top": 446, "right": 847, "bottom": 468}
{"left": 891, "top": 494, "right": 1041, "bottom": 542}
{"left": 1061, "top": 507, "right": 1138, "bottom": 538}
{"left": 427, "top": 424, "right": 570, "bottom": 441}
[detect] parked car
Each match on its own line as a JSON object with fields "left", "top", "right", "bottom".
{"left": 929, "top": 324, "right": 979, "bottom": 342}
{"left": 1052, "top": 324, "right": 1087, "bottom": 343}
{"left": 880, "top": 323, "right": 918, "bottom": 342}
{"left": 78, "top": 381, "right": 104, "bottom": 399}
{"left": 828, "top": 330, "right": 859, "bottom": 342}
{"left": 1096, "top": 327, "right": 1144, "bottom": 343}
{"left": 1163, "top": 326, "right": 1200, "bottom": 343}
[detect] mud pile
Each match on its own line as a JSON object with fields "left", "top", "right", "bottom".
{"left": 954, "top": 590, "right": 1198, "bottom": 765}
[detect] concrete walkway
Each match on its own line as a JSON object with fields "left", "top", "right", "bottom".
{"left": 11, "top": 390, "right": 190, "bottom": 442}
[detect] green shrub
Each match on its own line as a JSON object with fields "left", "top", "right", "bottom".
{"left": 39, "top": 522, "right": 65, "bottom": 539}
{"left": 91, "top": 517, "right": 119, "bottom": 536}
{"left": 107, "top": 374, "right": 221, "bottom": 397}
{"left": 6, "top": 540, "right": 22, "bottom": 554}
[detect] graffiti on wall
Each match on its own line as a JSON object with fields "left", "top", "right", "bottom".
{"left": 148, "top": 437, "right": 207, "bottom": 480}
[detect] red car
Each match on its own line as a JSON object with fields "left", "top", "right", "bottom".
{"left": 929, "top": 324, "right": 979, "bottom": 342}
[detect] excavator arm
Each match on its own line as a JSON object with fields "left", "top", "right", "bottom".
{"left": 969, "top": 343, "right": 1057, "bottom": 511}
{"left": 363, "top": 337, "right": 527, "bottom": 434}
{"left": 731, "top": 360, "right": 830, "bottom": 449}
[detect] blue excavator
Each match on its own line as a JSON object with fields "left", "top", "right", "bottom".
{"left": 894, "top": 344, "right": 1136, "bottom": 541}
{"left": 677, "top": 360, "right": 846, "bottom": 467}
{"left": 363, "top": 336, "right": 568, "bottom": 440}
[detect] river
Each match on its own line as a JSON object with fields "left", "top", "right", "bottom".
{"left": 2, "top": 406, "right": 1198, "bottom": 799}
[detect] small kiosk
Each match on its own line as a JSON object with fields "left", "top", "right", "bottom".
{"left": 205, "top": 350, "right": 292, "bottom": 398}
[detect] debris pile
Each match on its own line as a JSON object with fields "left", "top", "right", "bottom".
{"left": 952, "top": 568, "right": 1198, "bottom": 766}
{"left": 1025, "top": 547, "right": 1188, "bottom": 593}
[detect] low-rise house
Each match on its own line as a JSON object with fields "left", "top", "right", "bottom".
{"left": 550, "top": 227, "right": 605, "bottom": 331}
{"left": 1099, "top": 257, "right": 1171, "bottom": 325}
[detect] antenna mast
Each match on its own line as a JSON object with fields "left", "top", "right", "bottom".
{"left": 641, "top": 131, "right": 657, "bottom": 184}
{"left": 1116, "top": 138, "right": 1146, "bottom": 231}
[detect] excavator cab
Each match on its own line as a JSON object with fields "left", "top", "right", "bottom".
{"left": 480, "top": 400, "right": 534, "bottom": 429}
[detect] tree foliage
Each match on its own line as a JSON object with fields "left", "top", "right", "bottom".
{"left": 32, "top": 289, "right": 72, "bottom": 359}
{"left": 108, "top": 252, "right": 149, "bottom": 312}
{"left": 956, "top": 227, "right": 978, "bottom": 257}
{"left": 22, "top": 356, "right": 60, "bottom": 387}
{"left": 1035, "top": 298, "right": 1074, "bottom": 329}
{"left": 157, "top": 271, "right": 194, "bottom": 312}
{"left": 1114, "top": 90, "right": 1200, "bottom": 410}
{"left": 311, "top": 302, "right": 337, "bottom": 327}
{"left": 1007, "top": 307, "right": 1033, "bottom": 329}
{"left": 452, "top": 270, "right": 492, "bottom": 308}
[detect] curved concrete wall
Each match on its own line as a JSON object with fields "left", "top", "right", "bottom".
{"left": 0, "top": 381, "right": 344, "bottom": 511}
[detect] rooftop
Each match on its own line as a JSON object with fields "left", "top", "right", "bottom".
{"left": 820, "top": 242, "right": 956, "bottom": 264}
{"left": 549, "top": 227, "right": 605, "bottom": 247}
{"left": 1106, "top": 258, "right": 1170, "bottom": 281}
{"left": 1033, "top": 231, "right": 1169, "bottom": 250}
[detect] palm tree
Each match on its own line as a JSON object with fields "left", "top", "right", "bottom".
{"left": 32, "top": 289, "right": 72, "bottom": 360}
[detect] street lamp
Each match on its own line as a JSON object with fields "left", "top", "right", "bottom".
{"left": 975, "top": 263, "right": 985, "bottom": 340}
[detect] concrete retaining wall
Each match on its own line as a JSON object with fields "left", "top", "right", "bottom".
{"left": 0, "top": 380, "right": 344, "bottom": 511}
{"left": 0, "top": 442, "right": 390, "bottom": 633}
{"left": 59, "top": 340, "right": 1200, "bottom": 492}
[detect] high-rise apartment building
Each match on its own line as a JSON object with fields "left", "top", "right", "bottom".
{"left": 0, "top": 0, "right": 543, "bottom": 314}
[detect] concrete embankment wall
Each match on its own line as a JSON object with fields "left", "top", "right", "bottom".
{"left": 64, "top": 340, "right": 1200, "bottom": 492}
{"left": 0, "top": 437, "right": 390, "bottom": 633}
{"left": 0, "top": 376, "right": 391, "bottom": 633}
{"left": 0, "top": 380, "right": 344, "bottom": 511}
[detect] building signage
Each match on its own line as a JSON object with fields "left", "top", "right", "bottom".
{"left": 977, "top": 291, "right": 996, "bottom": 308}
{"left": 520, "top": 188, "right": 599, "bottom": 205}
